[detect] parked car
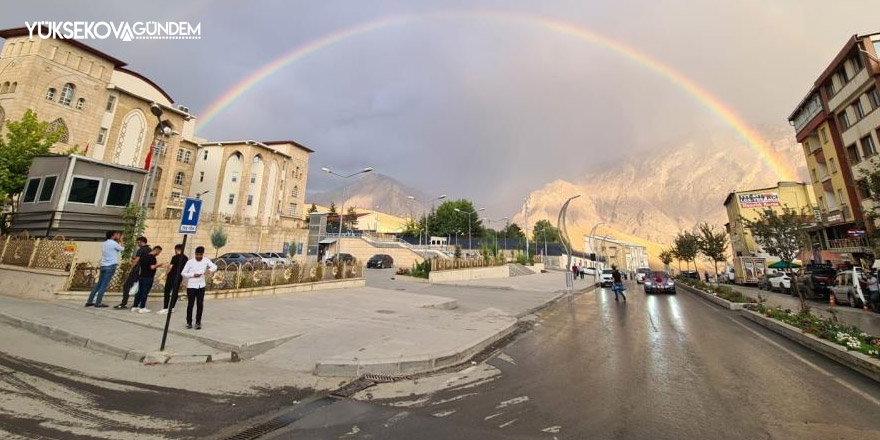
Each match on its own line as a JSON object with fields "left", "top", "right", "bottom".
{"left": 366, "top": 254, "right": 394, "bottom": 269}
{"left": 256, "top": 252, "right": 285, "bottom": 267}
{"left": 768, "top": 272, "right": 791, "bottom": 293}
{"left": 635, "top": 267, "right": 652, "bottom": 284}
{"left": 796, "top": 265, "right": 837, "bottom": 300}
{"left": 270, "top": 252, "right": 293, "bottom": 266}
{"left": 644, "top": 271, "right": 676, "bottom": 294}
{"left": 580, "top": 266, "right": 597, "bottom": 276}
{"left": 830, "top": 271, "right": 867, "bottom": 308}
{"left": 215, "top": 253, "right": 261, "bottom": 268}
{"left": 682, "top": 271, "right": 700, "bottom": 279}
{"left": 325, "top": 253, "right": 356, "bottom": 266}
{"left": 599, "top": 269, "right": 614, "bottom": 287}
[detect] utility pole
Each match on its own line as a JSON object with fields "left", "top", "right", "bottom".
{"left": 321, "top": 166, "right": 373, "bottom": 260}
{"left": 523, "top": 196, "right": 531, "bottom": 259}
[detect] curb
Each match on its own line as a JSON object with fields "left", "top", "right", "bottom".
{"left": 740, "top": 309, "right": 880, "bottom": 383}
{"left": 679, "top": 283, "right": 745, "bottom": 311}
{"left": 0, "top": 309, "right": 221, "bottom": 365}
{"left": 313, "top": 318, "right": 519, "bottom": 378}
{"left": 312, "top": 284, "right": 597, "bottom": 378}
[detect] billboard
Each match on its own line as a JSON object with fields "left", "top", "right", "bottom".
{"left": 739, "top": 192, "right": 780, "bottom": 208}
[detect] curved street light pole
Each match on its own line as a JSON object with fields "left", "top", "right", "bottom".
{"left": 321, "top": 166, "right": 373, "bottom": 260}
{"left": 558, "top": 195, "right": 581, "bottom": 291}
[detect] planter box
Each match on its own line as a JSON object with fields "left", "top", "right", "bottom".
{"left": 678, "top": 283, "right": 745, "bottom": 311}
{"left": 741, "top": 309, "right": 880, "bottom": 383}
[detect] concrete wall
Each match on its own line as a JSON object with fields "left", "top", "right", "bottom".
{"left": 57, "top": 277, "right": 366, "bottom": 300}
{"left": 428, "top": 264, "right": 510, "bottom": 283}
{"left": 0, "top": 265, "right": 70, "bottom": 300}
{"left": 330, "top": 237, "right": 424, "bottom": 268}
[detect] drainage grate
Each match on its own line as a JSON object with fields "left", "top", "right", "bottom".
{"left": 363, "top": 373, "right": 410, "bottom": 383}
{"left": 330, "top": 377, "right": 377, "bottom": 398}
{"left": 222, "top": 419, "right": 290, "bottom": 440}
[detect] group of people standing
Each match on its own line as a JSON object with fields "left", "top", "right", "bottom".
{"left": 85, "top": 232, "right": 217, "bottom": 329}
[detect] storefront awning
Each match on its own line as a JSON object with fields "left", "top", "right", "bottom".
{"left": 319, "top": 238, "right": 338, "bottom": 244}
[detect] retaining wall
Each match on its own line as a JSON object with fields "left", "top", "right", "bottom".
{"left": 428, "top": 264, "right": 510, "bottom": 283}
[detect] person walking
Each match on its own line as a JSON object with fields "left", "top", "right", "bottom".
{"left": 158, "top": 244, "right": 188, "bottom": 315}
{"left": 85, "top": 231, "right": 124, "bottom": 308}
{"left": 611, "top": 265, "right": 626, "bottom": 302}
{"left": 132, "top": 246, "right": 164, "bottom": 313}
{"left": 867, "top": 270, "right": 880, "bottom": 312}
{"left": 114, "top": 236, "right": 151, "bottom": 309}
{"left": 704, "top": 271, "right": 710, "bottom": 283}
{"left": 181, "top": 246, "right": 218, "bottom": 330}
{"left": 571, "top": 264, "right": 579, "bottom": 279}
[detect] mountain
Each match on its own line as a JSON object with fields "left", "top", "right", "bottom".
{"left": 515, "top": 124, "right": 808, "bottom": 267}
{"left": 307, "top": 173, "right": 433, "bottom": 218}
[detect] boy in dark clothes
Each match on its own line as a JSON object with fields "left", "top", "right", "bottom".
{"left": 158, "top": 244, "right": 188, "bottom": 315}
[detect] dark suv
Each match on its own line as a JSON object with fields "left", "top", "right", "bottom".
{"left": 325, "top": 253, "right": 356, "bottom": 266}
{"left": 796, "top": 265, "right": 837, "bottom": 300}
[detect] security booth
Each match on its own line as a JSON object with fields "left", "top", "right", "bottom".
{"left": 11, "top": 155, "right": 147, "bottom": 240}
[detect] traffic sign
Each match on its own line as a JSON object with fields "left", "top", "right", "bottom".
{"left": 179, "top": 198, "right": 202, "bottom": 235}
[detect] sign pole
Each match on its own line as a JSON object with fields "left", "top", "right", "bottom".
{"left": 160, "top": 197, "right": 201, "bottom": 352}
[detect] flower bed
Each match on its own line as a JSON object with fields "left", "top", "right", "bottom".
{"left": 675, "top": 276, "right": 756, "bottom": 304}
{"left": 745, "top": 303, "right": 880, "bottom": 360}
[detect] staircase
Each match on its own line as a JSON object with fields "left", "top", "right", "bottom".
{"left": 509, "top": 264, "right": 536, "bottom": 277}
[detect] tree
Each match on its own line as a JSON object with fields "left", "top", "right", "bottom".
{"left": 211, "top": 226, "right": 228, "bottom": 257}
{"left": 504, "top": 223, "right": 526, "bottom": 243}
{"left": 0, "top": 109, "right": 63, "bottom": 208}
{"left": 424, "top": 199, "right": 484, "bottom": 238}
{"left": 697, "top": 223, "right": 729, "bottom": 282}
{"left": 742, "top": 207, "right": 811, "bottom": 310}
{"left": 532, "top": 219, "right": 561, "bottom": 244}
{"left": 121, "top": 204, "right": 146, "bottom": 259}
{"left": 327, "top": 202, "right": 339, "bottom": 232}
{"left": 305, "top": 203, "right": 318, "bottom": 223}
{"left": 659, "top": 248, "right": 674, "bottom": 272}
{"left": 858, "top": 161, "right": 880, "bottom": 251}
{"left": 673, "top": 230, "right": 700, "bottom": 273}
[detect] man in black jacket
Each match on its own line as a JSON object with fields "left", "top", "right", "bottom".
{"left": 114, "top": 236, "right": 151, "bottom": 309}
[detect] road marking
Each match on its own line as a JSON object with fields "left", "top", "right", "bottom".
{"left": 499, "top": 418, "right": 518, "bottom": 428}
{"left": 497, "top": 353, "right": 517, "bottom": 365}
{"left": 496, "top": 395, "right": 529, "bottom": 408}
{"left": 484, "top": 412, "right": 504, "bottom": 420}
{"left": 343, "top": 425, "right": 360, "bottom": 436}
{"left": 727, "top": 317, "right": 880, "bottom": 407}
{"left": 541, "top": 425, "right": 562, "bottom": 433}
{"left": 431, "top": 392, "right": 479, "bottom": 406}
{"left": 432, "top": 410, "right": 457, "bottom": 418}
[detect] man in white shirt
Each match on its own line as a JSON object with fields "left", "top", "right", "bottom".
{"left": 86, "top": 231, "right": 124, "bottom": 308}
{"left": 180, "top": 246, "right": 218, "bottom": 330}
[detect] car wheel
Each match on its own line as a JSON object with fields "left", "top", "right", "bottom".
{"left": 671, "top": 289, "right": 676, "bottom": 294}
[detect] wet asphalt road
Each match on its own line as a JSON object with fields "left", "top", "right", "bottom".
{"left": 265, "top": 282, "right": 880, "bottom": 439}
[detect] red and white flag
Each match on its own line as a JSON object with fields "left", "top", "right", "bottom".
{"left": 143, "top": 141, "right": 155, "bottom": 170}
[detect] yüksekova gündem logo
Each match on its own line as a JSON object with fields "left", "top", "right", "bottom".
{"left": 25, "top": 21, "right": 201, "bottom": 42}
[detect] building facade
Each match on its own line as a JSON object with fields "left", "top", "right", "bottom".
{"left": 723, "top": 182, "right": 816, "bottom": 259}
{"left": 583, "top": 235, "right": 648, "bottom": 272}
{"left": 789, "top": 33, "right": 880, "bottom": 265}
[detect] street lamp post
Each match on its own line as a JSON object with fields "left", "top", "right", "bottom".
{"left": 141, "top": 103, "right": 177, "bottom": 210}
{"left": 321, "top": 166, "right": 373, "bottom": 260}
{"left": 483, "top": 216, "right": 508, "bottom": 257}
{"left": 408, "top": 194, "right": 447, "bottom": 249}
{"left": 557, "top": 195, "right": 581, "bottom": 291}
{"left": 454, "top": 207, "right": 485, "bottom": 251}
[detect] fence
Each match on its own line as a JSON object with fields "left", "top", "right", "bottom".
{"left": 0, "top": 233, "right": 77, "bottom": 272}
{"left": 67, "top": 260, "right": 362, "bottom": 292}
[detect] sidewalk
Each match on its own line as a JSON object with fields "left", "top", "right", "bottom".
{"left": 729, "top": 284, "right": 880, "bottom": 336}
{"left": 0, "top": 271, "right": 583, "bottom": 377}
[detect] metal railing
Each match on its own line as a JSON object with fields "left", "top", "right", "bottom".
{"left": 0, "top": 233, "right": 77, "bottom": 272}
{"left": 67, "top": 260, "right": 362, "bottom": 292}
{"left": 827, "top": 237, "right": 870, "bottom": 250}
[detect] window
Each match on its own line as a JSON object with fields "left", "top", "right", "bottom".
{"left": 174, "top": 172, "right": 185, "bottom": 186}
{"left": 825, "top": 81, "right": 836, "bottom": 98}
{"left": 8, "top": 82, "right": 15, "bottom": 93}
{"left": 862, "top": 135, "right": 877, "bottom": 157}
{"left": 853, "top": 100, "right": 865, "bottom": 119}
{"left": 170, "top": 190, "right": 181, "bottom": 201}
{"left": 231, "top": 172, "right": 238, "bottom": 182}
{"left": 829, "top": 158, "right": 837, "bottom": 173}
{"left": 67, "top": 177, "right": 100, "bottom": 204}
{"left": 228, "top": 193, "right": 235, "bottom": 205}
{"left": 858, "top": 180, "right": 872, "bottom": 199}
{"left": 47, "top": 118, "right": 69, "bottom": 143}
{"left": 0, "top": 82, "right": 8, "bottom": 93}
{"left": 199, "top": 171, "right": 205, "bottom": 182}
{"left": 292, "top": 185, "right": 299, "bottom": 198}
{"left": 852, "top": 52, "right": 864, "bottom": 71}
{"left": 818, "top": 196, "right": 825, "bottom": 211}
{"left": 289, "top": 203, "right": 297, "bottom": 216}
{"left": 246, "top": 195, "right": 254, "bottom": 206}
{"left": 45, "top": 87, "right": 56, "bottom": 101}
{"left": 810, "top": 168, "right": 817, "bottom": 181}
{"left": 847, "top": 144, "right": 861, "bottom": 165}
{"left": 104, "top": 182, "right": 135, "bottom": 207}
{"left": 176, "top": 149, "right": 192, "bottom": 163}
{"left": 203, "top": 150, "right": 208, "bottom": 160}
{"left": 38, "top": 176, "right": 57, "bottom": 202}
{"left": 96, "top": 128, "right": 107, "bottom": 145}
{"left": 155, "top": 139, "right": 167, "bottom": 156}
{"left": 869, "top": 87, "right": 880, "bottom": 109}
{"left": 22, "top": 178, "right": 40, "bottom": 203}
{"left": 59, "top": 83, "right": 75, "bottom": 106}
{"left": 75, "top": 98, "right": 85, "bottom": 110}
{"left": 838, "top": 189, "right": 845, "bottom": 205}
{"left": 838, "top": 67, "right": 849, "bottom": 84}
{"left": 105, "top": 95, "right": 116, "bottom": 112}
{"left": 838, "top": 111, "right": 851, "bottom": 129}
{"left": 250, "top": 173, "right": 256, "bottom": 184}
{"left": 820, "top": 128, "right": 828, "bottom": 143}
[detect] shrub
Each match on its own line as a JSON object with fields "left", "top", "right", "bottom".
{"left": 754, "top": 304, "right": 880, "bottom": 359}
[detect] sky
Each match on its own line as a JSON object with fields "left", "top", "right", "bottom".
{"left": 2, "top": 0, "right": 880, "bottom": 218}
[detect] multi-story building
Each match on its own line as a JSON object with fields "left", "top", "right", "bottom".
{"left": 0, "top": 28, "right": 314, "bottom": 258}
{"left": 583, "top": 235, "right": 648, "bottom": 272}
{"left": 0, "top": 27, "right": 193, "bottom": 218}
{"left": 723, "top": 182, "right": 816, "bottom": 259}
{"left": 789, "top": 33, "right": 880, "bottom": 265}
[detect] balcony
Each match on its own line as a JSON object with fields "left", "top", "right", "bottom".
{"left": 827, "top": 237, "right": 871, "bottom": 253}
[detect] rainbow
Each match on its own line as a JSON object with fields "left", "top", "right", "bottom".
{"left": 195, "top": 10, "right": 799, "bottom": 182}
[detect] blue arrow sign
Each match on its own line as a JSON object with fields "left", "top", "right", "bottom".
{"left": 179, "top": 198, "right": 202, "bottom": 235}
